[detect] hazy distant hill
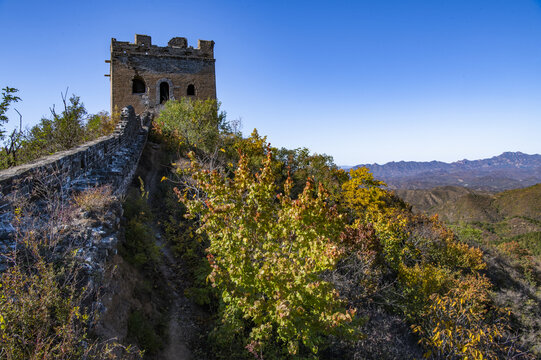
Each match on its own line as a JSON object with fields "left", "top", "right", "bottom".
{"left": 353, "top": 152, "right": 541, "bottom": 191}
{"left": 396, "top": 183, "right": 541, "bottom": 248}
{"left": 395, "top": 186, "right": 496, "bottom": 222}
{"left": 397, "top": 183, "right": 541, "bottom": 223}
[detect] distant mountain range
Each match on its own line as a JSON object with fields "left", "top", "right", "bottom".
{"left": 351, "top": 152, "right": 541, "bottom": 191}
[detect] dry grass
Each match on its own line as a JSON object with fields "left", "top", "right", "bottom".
{"left": 72, "top": 185, "right": 114, "bottom": 212}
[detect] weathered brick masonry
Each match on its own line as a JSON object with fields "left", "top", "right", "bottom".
{"left": 0, "top": 107, "right": 151, "bottom": 307}
{"left": 109, "top": 34, "right": 216, "bottom": 114}
{"left": 0, "top": 106, "right": 151, "bottom": 227}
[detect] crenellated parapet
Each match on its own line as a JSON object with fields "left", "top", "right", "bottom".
{"left": 109, "top": 34, "right": 217, "bottom": 114}
{"left": 111, "top": 34, "right": 215, "bottom": 59}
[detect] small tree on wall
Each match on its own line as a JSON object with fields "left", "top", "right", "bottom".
{"left": 21, "top": 89, "right": 89, "bottom": 161}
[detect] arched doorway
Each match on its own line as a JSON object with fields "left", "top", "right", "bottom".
{"left": 187, "top": 84, "right": 195, "bottom": 96}
{"left": 159, "top": 82, "right": 169, "bottom": 104}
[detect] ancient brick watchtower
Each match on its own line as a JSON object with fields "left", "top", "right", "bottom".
{"left": 107, "top": 34, "right": 216, "bottom": 114}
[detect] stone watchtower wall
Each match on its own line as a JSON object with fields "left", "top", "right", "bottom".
{"left": 109, "top": 34, "right": 216, "bottom": 114}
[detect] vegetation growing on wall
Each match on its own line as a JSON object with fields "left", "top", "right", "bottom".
{"left": 3, "top": 95, "right": 538, "bottom": 359}
{"left": 0, "top": 186, "right": 139, "bottom": 359}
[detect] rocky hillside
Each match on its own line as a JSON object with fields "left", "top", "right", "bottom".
{"left": 396, "top": 183, "right": 541, "bottom": 257}
{"left": 353, "top": 152, "right": 541, "bottom": 191}
{"left": 396, "top": 183, "right": 541, "bottom": 223}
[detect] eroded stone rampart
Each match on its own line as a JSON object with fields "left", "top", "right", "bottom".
{"left": 0, "top": 106, "right": 152, "bottom": 236}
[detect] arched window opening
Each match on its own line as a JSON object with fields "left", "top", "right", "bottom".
{"left": 132, "top": 77, "right": 146, "bottom": 94}
{"left": 187, "top": 84, "right": 195, "bottom": 96}
{"left": 160, "top": 82, "right": 169, "bottom": 104}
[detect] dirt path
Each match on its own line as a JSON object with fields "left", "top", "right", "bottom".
{"left": 136, "top": 141, "right": 208, "bottom": 360}
{"left": 155, "top": 231, "right": 196, "bottom": 360}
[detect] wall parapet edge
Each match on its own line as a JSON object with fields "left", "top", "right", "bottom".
{"left": 0, "top": 105, "right": 152, "bottom": 213}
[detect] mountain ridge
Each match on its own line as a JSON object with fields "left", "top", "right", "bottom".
{"left": 351, "top": 151, "right": 541, "bottom": 191}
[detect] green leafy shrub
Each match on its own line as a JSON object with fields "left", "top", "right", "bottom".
{"left": 21, "top": 93, "right": 88, "bottom": 160}
{"left": 84, "top": 108, "right": 120, "bottom": 140}
{"left": 181, "top": 149, "right": 359, "bottom": 358}
{"left": 152, "top": 98, "right": 227, "bottom": 154}
{"left": 450, "top": 223, "right": 484, "bottom": 245}
{"left": 508, "top": 231, "right": 541, "bottom": 257}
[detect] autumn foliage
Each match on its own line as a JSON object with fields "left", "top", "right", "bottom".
{"left": 181, "top": 149, "right": 357, "bottom": 357}
{"left": 152, "top": 100, "right": 529, "bottom": 358}
{"left": 340, "top": 167, "right": 523, "bottom": 359}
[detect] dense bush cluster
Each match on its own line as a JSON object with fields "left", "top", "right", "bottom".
{"left": 154, "top": 98, "right": 532, "bottom": 359}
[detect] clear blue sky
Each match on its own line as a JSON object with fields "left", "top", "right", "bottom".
{"left": 1, "top": 0, "right": 540, "bottom": 165}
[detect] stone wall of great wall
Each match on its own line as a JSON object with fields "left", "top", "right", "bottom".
{"left": 0, "top": 107, "right": 154, "bottom": 333}
{"left": 0, "top": 106, "right": 152, "bottom": 237}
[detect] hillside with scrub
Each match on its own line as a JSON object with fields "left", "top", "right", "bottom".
{"left": 128, "top": 99, "right": 540, "bottom": 359}
{"left": 0, "top": 95, "right": 540, "bottom": 359}
{"left": 396, "top": 184, "right": 541, "bottom": 257}
{"left": 395, "top": 183, "right": 541, "bottom": 358}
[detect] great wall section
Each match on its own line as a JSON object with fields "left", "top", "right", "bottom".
{"left": 0, "top": 33, "right": 216, "bottom": 235}
{"left": 0, "top": 106, "right": 153, "bottom": 295}
{"left": 0, "top": 34, "right": 216, "bottom": 358}
{"left": 0, "top": 106, "right": 152, "bottom": 234}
